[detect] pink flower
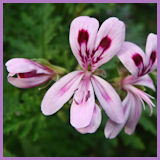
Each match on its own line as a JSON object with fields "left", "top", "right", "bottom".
{"left": 105, "top": 33, "right": 157, "bottom": 139}
{"left": 6, "top": 58, "right": 55, "bottom": 88}
{"left": 41, "top": 16, "right": 126, "bottom": 133}
{"left": 118, "top": 33, "right": 157, "bottom": 77}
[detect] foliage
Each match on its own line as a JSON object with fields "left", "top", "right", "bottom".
{"left": 3, "top": 3, "right": 157, "bottom": 157}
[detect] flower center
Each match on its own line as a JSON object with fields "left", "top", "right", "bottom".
{"left": 87, "top": 64, "right": 92, "bottom": 72}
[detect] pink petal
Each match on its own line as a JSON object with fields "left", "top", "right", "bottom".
{"left": 104, "top": 93, "right": 132, "bottom": 139}
{"left": 125, "top": 84, "right": 154, "bottom": 115}
{"left": 76, "top": 104, "right": 101, "bottom": 134}
{"left": 69, "top": 16, "right": 99, "bottom": 69}
{"left": 145, "top": 33, "right": 157, "bottom": 72}
{"left": 7, "top": 75, "right": 51, "bottom": 88}
{"left": 92, "top": 17, "right": 125, "bottom": 71}
{"left": 91, "top": 75, "right": 124, "bottom": 123}
{"left": 41, "top": 71, "right": 84, "bottom": 115}
{"left": 70, "top": 75, "right": 95, "bottom": 128}
{"left": 5, "top": 58, "right": 53, "bottom": 74}
{"left": 132, "top": 74, "right": 155, "bottom": 91}
{"left": 123, "top": 75, "right": 155, "bottom": 91}
{"left": 125, "top": 93, "right": 142, "bottom": 135}
{"left": 118, "top": 42, "right": 145, "bottom": 77}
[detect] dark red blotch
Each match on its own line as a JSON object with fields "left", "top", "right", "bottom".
{"left": 132, "top": 53, "right": 143, "bottom": 66}
{"left": 150, "top": 51, "right": 156, "bottom": 63}
{"left": 91, "top": 36, "right": 111, "bottom": 63}
{"left": 18, "top": 70, "right": 45, "bottom": 78}
{"left": 99, "top": 36, "right": 111, "bottom": 51}
{"left": 78, "top": 29, "right": 89, "bottom": 45}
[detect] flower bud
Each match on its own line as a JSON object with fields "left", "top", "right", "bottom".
{"left": 5, "top": 58, "right": 66, "bottom": 88}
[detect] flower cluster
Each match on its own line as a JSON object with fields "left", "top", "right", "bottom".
{"left": 6, "top": 16, "right": 157, "bottom": 138}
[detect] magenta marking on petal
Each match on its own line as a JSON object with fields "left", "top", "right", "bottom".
{"left": 59, "top": 79, "right": 76, "bottom": 95}
{"left": 78, "top": 29, "right": 89, "bottom": 45}
{"left": 93, "top": 77, "right": 111, "bottom": 101}
{"left": 143, "top": 50, "right": 157, "bottom": 75}
{"left": 79, "top": 50, "right": 85, "bottom": 63}
{"left": 18, "top": 70, "right": 48, "bottom": 78}
{"left": 91, "top": 36, "right": 111, "bottom": 65}
{"left": 93, "top": 56, "right": 102, "bottom": 64}
{"left": 99, "top": 36, "right": 111, "bottom": 51}
{"left": 86, "top": 49, "right": 90, "bottom": 58}
{"left": 85, "top": 91, "right": 90, "bottom": 102}
{"left": 19, "top": 70, "right": 37, "bottom": 78}
{"left": 150, "top": 51, "right": 156, "bottom": 63}
{"left": 59, "top": 72, "right": 83, "bottom": 96}
{"left": 77, "top": 29, "right": 90, "bottom": 68}
{"left": 132, "top": 53, "right": 143, "bottom": 66}
{"left": 101, "top": 89, "right": 111, "bottom": 101}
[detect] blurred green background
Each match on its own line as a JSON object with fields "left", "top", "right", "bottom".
{"left": 3, "top": 3, "right": 157, "bottom": 157}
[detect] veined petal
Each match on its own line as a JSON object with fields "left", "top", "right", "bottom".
{"left": 5, "top": 58, "right": 53, "bottom": 74}
{"left": 145, "top": 33, "right": 157, "bottom": 72}
{"left": 69, "top": 16, "right": 99, "bottom": 69}
{"left": 91, "top": 75, "right": 124, "bottom": 123}
{"left": 125, "top": 93, "right": 142, "bottom": 135}
{"left": 76, "top": 104, "right": 101, "bottom": 134}
{"left": 132, "top": 74, "right": 155, "bottom": 91}
{"left": 125, "top": 84, "right": 154, "bottom": 115}
{"left": 7, "top": 74, "right": 51, "bottom": 88}
{"left": 123, "top": 75, "right": 155, "bottom": 91}
{"left": 70, "top": 75, "right": 95, "bottom": 128}
{"left": 92, "top": 17, "right": 125, "bottom": 71}
{"left": 41, "top": 71, "right": 84, "bottom": 115}
{"left": 118, "top": 42, "right": 145, "bottom": 77}
{"left": 104, "top": 93, "right": 132, "bottom": 139}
